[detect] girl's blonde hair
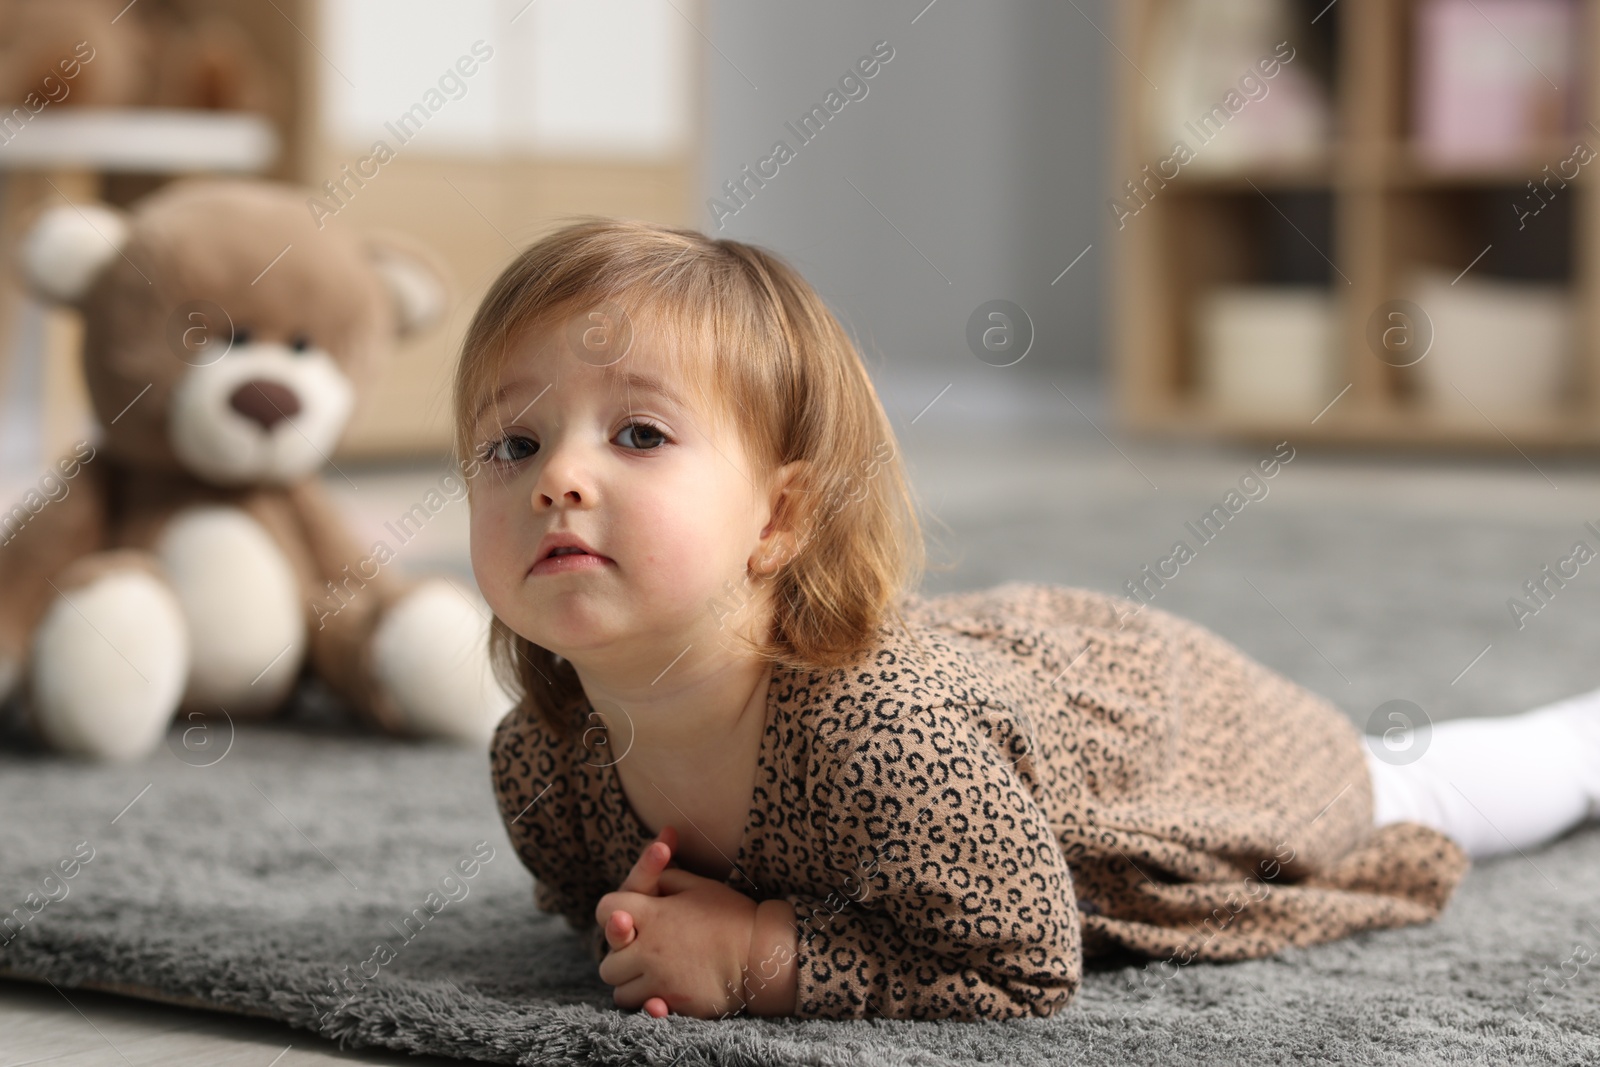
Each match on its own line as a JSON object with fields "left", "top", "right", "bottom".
{"left": 452, "top": 217, "right": 923, "bottom": 743}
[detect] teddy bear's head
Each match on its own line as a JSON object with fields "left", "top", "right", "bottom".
{"left": 20, "top": 178, "right": 445, "bottom": 486}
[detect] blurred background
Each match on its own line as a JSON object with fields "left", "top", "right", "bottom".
{"left": 1, "top": 0, "right": 1597, "bottom": 727}
{"left": 3, "top": 0, "right": 1599, "bottom": 725}
{"left": 0, "top": 0, "right": 1112, "bottom": 465}
{"left": 4, "top": 1, "right": 1600, "bottom": 1060}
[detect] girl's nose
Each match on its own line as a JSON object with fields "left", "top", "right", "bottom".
{"left": 539, "top": 486, "right": 582, "bottom": 508}
{"left": 532, "top": 445, "right": 592, "bottom": 510}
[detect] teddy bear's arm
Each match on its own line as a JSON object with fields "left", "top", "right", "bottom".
{"left": 0, "top": 453, "right": 112, "bottom": 695}
{"left": 282, "top": 475, "right": 417, "bottom": 732}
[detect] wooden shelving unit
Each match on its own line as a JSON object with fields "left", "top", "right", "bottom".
{"left": 1111, "top": 0, "right": 1600, "bottom": 452}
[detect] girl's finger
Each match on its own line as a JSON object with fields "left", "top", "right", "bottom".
{"left": 605, "top": 908, "right": 636, "bottom": 949}
{"left": 643, "top": 996, "right": 670, "bottom": 1018}
{"left": 619, "top": 825, "right": 678, "bottom": 895}
{"left": 597, "top": 942, "right": 646, "bottom": 989}
{"left": 610, "top": 972, "right": 658, "bottom": 1010}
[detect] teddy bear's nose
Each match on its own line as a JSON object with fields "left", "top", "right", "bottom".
{"left": 229, "top": 379, "right": 301, "bottom": 429}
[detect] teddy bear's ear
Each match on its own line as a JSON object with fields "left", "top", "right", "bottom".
{"left": 19, "top": 204, "right": 132, "bottom": 305}
{"left": 365, "top": 233, "right": 449, "bottom": 339}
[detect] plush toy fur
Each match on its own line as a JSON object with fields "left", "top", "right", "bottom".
{"left": 0, "top": 178, "right": 512, "bottom": 760}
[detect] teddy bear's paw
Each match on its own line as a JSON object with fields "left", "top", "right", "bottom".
{"left": 370, "top": 578, "right": 515, "bottom": 744}
{"left": 31, "top": 569, "right": 190, "bottom": 761}
{"left": 155, "top": 505, "right": 306, "bottom": 714}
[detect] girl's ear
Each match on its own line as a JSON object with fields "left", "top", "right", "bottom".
{"left": 751, "top": 460, "right": 808, "bottom": 577}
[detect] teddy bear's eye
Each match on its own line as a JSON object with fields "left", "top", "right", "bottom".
{"left": 290, "top": 334, "right": 311, "bottom": 353}
{"left": 231, "top": 326, "right": 253, "bottom": 347}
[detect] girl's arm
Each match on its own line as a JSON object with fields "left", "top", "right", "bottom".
{"left": 489, "top": 708, "right": 611, "bottom": 960}
{"left": 785, "top": 711, "right": 1084, "bottom": 1021}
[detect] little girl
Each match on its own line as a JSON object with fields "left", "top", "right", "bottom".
{"left": 457, "top": 219, "right": 1600, "bottom": 1023}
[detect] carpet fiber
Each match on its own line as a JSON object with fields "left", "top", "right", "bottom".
{"left": 3, "top": 701, "right": 1600, "bottom": 1065}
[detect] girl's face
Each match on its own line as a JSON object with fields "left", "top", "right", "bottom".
{"left": 467, "top": 313, "right": 789, "bottom": 670}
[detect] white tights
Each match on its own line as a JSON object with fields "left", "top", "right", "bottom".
{"left": 1362, "top": 685, "right": 1600, "bottom": 860}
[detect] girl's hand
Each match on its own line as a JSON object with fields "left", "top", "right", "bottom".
{"left": 596, "top": 858, "right": 760, "bottom": 1020}
{"left": 601, "top": 826, "right": 680, "bottom": 1018}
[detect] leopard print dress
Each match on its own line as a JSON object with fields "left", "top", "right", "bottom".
{"left": 489, "top": 583, "right": 1469, "bottom": 1022}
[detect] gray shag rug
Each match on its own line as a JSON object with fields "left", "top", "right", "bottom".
{"left": 3, "top": 696, "right": 1600, "bottom": 1065}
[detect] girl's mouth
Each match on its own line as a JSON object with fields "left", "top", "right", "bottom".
{"left": 529, "top": 552, "right": 609, "bottom": 576}
{"left": 528, "top": 537, "right": 612, "bottom": 577}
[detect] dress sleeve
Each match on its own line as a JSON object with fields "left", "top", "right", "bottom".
{"left": 489, "top": 706, "right": 610, "bottom": 964}
{"left": 780, "top": 708, "right": 1083, "bottom": 1021}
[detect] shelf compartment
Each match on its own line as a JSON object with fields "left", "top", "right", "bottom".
{"left": 1111, "top": 0, "right": 1600, "bottom": 449}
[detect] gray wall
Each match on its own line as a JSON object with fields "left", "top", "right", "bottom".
{"left": 700, "top": 0, "right": 1110, "bottom": 399}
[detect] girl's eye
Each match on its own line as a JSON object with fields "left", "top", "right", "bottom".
{"left": 483, "top": 435, "right": 538, "bottom": 464}
{"left": 231, "top": 326, "right": 253, "bottom": 346}
{"left": 290, "top": 333, "right": 312, "bottom": 353}
{"left": 613, "top": 421, "right": 669, "bottom": 450}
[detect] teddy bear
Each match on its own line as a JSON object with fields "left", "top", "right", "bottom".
{"left": 0, "top": 177, "right": 515, "bottom": 761}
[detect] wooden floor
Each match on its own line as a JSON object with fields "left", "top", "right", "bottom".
{"left": 0, "top": 979, "right": 463, "bottom": 1067}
